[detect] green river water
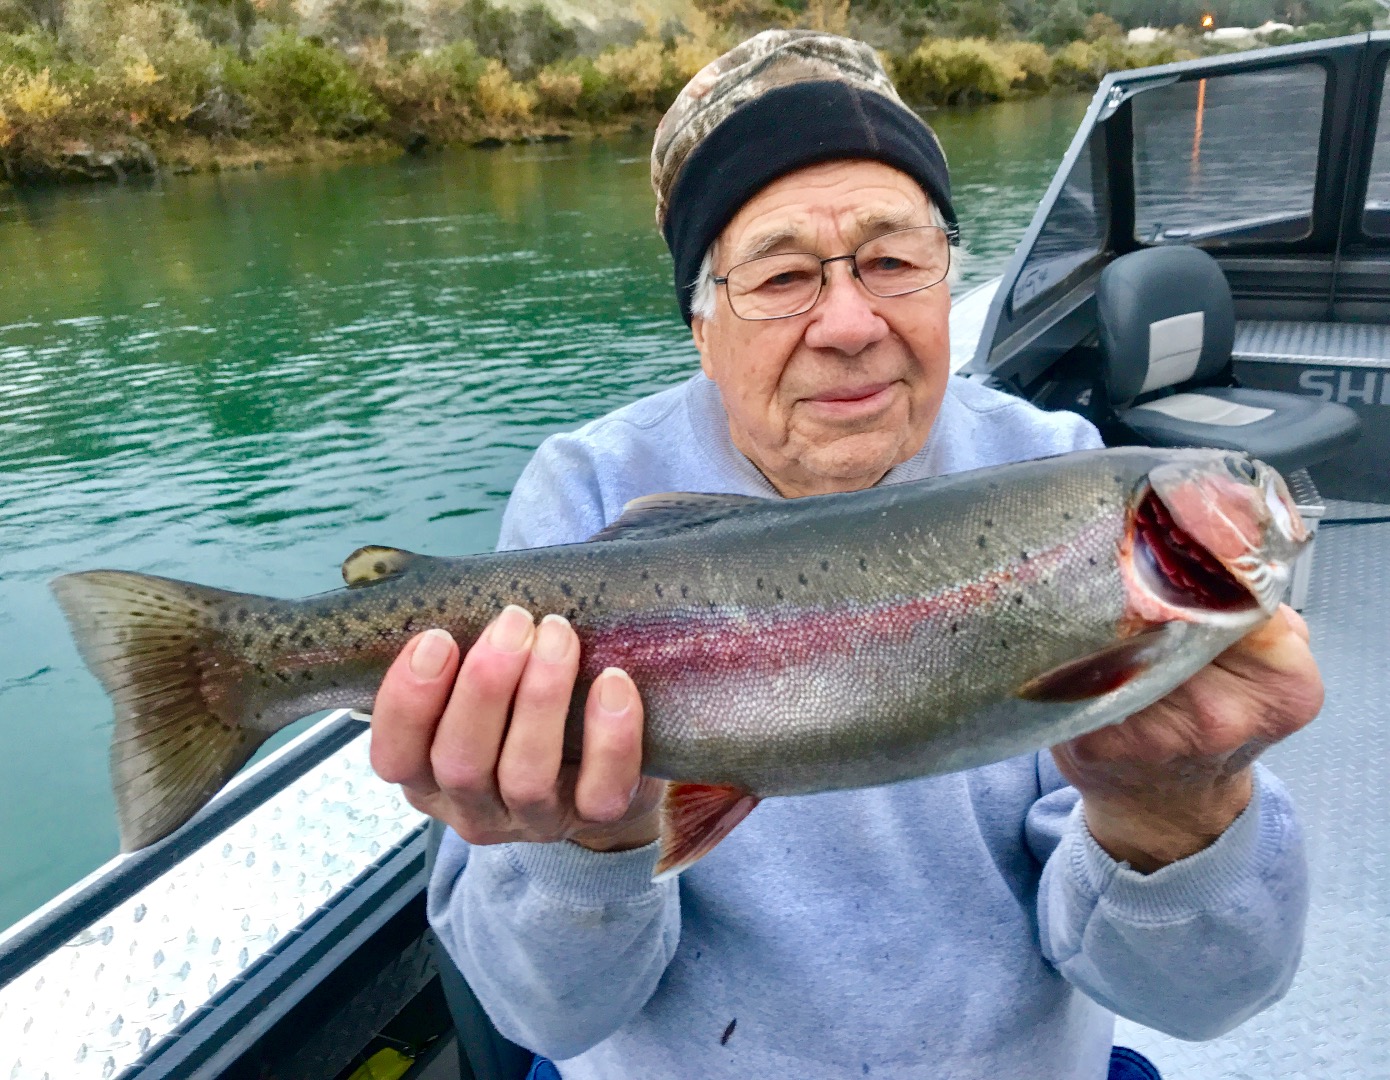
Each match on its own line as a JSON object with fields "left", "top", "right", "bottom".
{"left": 0, "top": 94, "right": 1088, "bottom": 928}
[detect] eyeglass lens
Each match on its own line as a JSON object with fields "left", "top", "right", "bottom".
{"left": 723, "top": 226, "right": 951, "bottom": 321}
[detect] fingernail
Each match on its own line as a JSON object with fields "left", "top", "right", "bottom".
{"left": 489, "top": 605, "right": 534, "bottom": 653}
{"left": 410, "top": 628, "right": 453, "bottom": 679}
{"left": 598, "top": 667, "right": 631, "bottom": 714}
{"left": 533, "top": 614, "right": 571, "bottom": 663}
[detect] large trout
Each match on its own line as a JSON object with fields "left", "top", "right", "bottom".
{"left": 53, "top": 447, "right": 1308, "bottom": 877}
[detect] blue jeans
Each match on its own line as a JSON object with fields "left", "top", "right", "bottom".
{"left": 525, "top": 1047, "right": 1161, "bottom": 1078}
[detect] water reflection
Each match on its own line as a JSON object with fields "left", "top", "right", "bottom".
{"left": 0, "top": 96, "right": 1086, "bottom": 925}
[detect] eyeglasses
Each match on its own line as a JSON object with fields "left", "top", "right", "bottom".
{"left": 712, "top": 225, "right": 956, "bottom": 321}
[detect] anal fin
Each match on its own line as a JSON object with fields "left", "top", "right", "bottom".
{"left": 653, "top": 782, "right": 759, "bottom": 882}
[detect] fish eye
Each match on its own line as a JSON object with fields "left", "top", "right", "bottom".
{"left": 1225, "top": 455, "right": 1259, "bottom": 483}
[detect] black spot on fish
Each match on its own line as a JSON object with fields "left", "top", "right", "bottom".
{"left": 471, "top": 584, "right": 481, "bottom": 596}
{"left": 756, "top": 577, "right": 764, "bottom": 590}
{"left": 978, "top": 536, "right": 987, "bottom": 549}
{"left": 1087, "top": 556, "right": 1097, "bottom": 566}
{"left": 511, "top": 578, "right": 520, "bottom": 591}
{"left": 257, "top": 615, "right": 271, "bottom": 629}
{"left": 302, "top": 634, "right": 314, "bottom": 647}
{"left": 577, "top": 597, "right": 588, "bottom": 611}
{"left": 386, "top": 599, "right": 399, "bottom": 613}
{"left": 1020, "top": 551, "right": 1030, "bottom": 562}
{"left": 721, "top": 1019, "right": 736, "bottom": 1046}
{"left": 402, "top": 620, "right": 415, "bottom": 633}
{"left": 275, "top": 672, "right": 291, "bottom": 683}
{"left": 436, "top": 599, "right": 448, "bottom": 614}
{"left": 821, "top": 559, "right": 829, "bottom": 572}
{"left": 410, "top": 594, "right": 423, "bottom": 607}
{"left": 640, "top": 570, "right": 649, "bottom": 580}
{"left": 218, "top": 610, "right": 231, "bottom": 626}
{"left": 302, "top": 671, "right": 313, "bottom": 680}
{"left": 681, "top": 585, "right": 689, "bottom": 599}
{"left": 1014, "top": 594, "right": 1024, "bottom": 605}
{"left": 859, "top": 557, "right": 868, "bottom": 571}
{"left": 236, "top": 609, "right": 248, "bottom": 624}
{"left": 560, "top": 582, "right": 573, "bottom": 597}
{"left": 1063, "top": 511, "right": 1073, "bottom": 521}
{"left": 272, "top": 635, "right": 283, "bottom": 648}
{"left": 598, "top": 581, "right": 607, "bottom": 593}
{"left": 950, "top": 623, "right": 960, "bottom": 634}
{"left": 1000, "top": 640, "right": 1009, "bottom": 650}
{"left": 984, "top": 518, "right": 994, "bottom": 528}
{"left": 775, "top": 587, "right": 784, "bottom": 600}
{"left": 655, "top": 584, "right": 663, "bottom": 598}
{"left": 798, "top": 573, "right": 808, "bottom": 586}
{"left": 243, "top": 634, "right": 254, "bottom": 647}
{"left": 254, "top": 662, "right": 265, "bottom": 673}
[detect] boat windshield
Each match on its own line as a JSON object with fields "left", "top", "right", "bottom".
{"left": 1133, "top": 65, "right": 1325, "bottom": 245}
{"left": 1365, "top": 59, "right": 1390, "bottom": 237}
{"left": 1011, "top": 131, "right": 1108, "bottom": 311}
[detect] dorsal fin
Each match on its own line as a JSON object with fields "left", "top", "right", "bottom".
{"left": 589, "top": 492, "right": 769, "bottom": 542}
{"left": 342, "top": 545, "right": 425, "bottom": 587}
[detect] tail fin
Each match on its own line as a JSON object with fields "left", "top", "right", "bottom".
{"left": 51, "top": 571, "right": 269, "bottom": 852}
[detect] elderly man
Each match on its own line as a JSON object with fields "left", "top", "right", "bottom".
{"left": 368, "top": 31, "right": 1320, "bottom": 1080}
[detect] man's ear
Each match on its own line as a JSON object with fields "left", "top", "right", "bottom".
{"left": 691, "top": 315, "right": 715, "bottom": 379}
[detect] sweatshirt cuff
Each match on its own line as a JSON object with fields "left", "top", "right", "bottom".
{"left": 1068, "top": 763, "right": 1293, "bottom": 922}
{"left": 486, "top": 838, "right": 664, "bottom": 907}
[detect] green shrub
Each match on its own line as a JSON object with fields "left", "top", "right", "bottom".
{"left": 894, "top": 37, "right": 1021, "bottom": 105}
{"left": 229, "top": 30, "right": 382, "bottom": 136}
{"left": 0, "top": 27, "right": 68, "bottom": 73}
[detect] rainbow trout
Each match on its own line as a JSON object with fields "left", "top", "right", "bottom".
{"left": 53, "top": 447, "right": 1307, "bottom": 877}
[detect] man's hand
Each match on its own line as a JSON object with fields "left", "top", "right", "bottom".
{"left": 1052, "top": 605, "right": 1323, "bottom": 873}
{"left": 369, "top": 606, "right": 665, "bottom": 853}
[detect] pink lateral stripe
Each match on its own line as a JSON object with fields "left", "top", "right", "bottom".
{"left": 581, "top": 523, "right": 1113, "bottom": 684}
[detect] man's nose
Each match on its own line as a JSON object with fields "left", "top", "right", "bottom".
{"left": 802, "top": 260, "right": 888, "bottom": 355}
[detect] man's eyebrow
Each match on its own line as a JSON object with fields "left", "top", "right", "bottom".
{"left": 733, "top": 228, "right": 805, "bottom": 263}
{"left": 731, "top": 207, "right": 927, "bottom": 264}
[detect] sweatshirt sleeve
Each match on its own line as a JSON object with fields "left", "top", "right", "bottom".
{"left": 427, "top": 433, "right": 683, "bottom": 1060}
{"left": 1026, "top": 757, "right": 1309, "bottom": 1040}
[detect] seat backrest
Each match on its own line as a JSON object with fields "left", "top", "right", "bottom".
{"left": 1096, "top": 246, "right": 1235, "bottom": 407}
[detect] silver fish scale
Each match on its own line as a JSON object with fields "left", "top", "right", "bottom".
{"left": 1114, "top": 521, "right": 1390, "bottom": 1077}
{"left": 600, "top": 459, "right": 1170, "bottom": 796}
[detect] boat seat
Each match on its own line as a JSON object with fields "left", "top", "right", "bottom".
{"left": 1095, "top": 246, "right": 1360, "bottom": 476}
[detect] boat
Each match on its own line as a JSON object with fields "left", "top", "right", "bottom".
{"left": 1, "top": 31, "right": 1386, "bottom": 1080}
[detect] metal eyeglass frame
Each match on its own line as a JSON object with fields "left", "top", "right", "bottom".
{"left": 711, "top": 224, "right": 961, "bottom": 322}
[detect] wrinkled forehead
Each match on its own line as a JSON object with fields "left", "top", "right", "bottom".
{"left": 715, "top": 160, "right": 936, "bottom": 264}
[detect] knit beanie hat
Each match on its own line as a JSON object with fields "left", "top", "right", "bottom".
{"left": 651, "top": 29, "right": 956, "bottom": 325}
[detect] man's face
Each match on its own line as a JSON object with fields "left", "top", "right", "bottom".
{"left": 691, "top": 159, "right": 952, "bottom": 499}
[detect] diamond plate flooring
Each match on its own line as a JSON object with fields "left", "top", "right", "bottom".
{"left": 1114, "top": 521, "right": 1390, "bottom": 1078}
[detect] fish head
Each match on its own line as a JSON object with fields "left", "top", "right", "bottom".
{"left": 1123, "top": 451, "right": 1309, "bottom": 626}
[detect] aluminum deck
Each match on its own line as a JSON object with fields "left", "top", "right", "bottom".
{"left": 1115, "top": 517, "right": 1390, "bottom": 1077}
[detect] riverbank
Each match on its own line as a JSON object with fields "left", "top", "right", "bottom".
{"left": 1, "top": 0, "right": 1301, "bottom": 188}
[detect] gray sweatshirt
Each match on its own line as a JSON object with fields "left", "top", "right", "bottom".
{"left": 428, "top": 373, "right": 1307, "bottom": 1079}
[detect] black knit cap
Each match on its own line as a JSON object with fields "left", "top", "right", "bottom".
{"left": 657, "top": 79, "right": 955, "bottom": 325}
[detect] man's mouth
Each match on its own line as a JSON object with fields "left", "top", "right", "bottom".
{"left": 803, "top": 381, "right": 897, "bottom": 416}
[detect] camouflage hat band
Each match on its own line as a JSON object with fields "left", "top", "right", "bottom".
{"left": 661, "top": 80, "right": 955, "bottom": 325}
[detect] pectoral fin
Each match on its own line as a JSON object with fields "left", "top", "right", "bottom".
{"left": 653, "top": 782, "right": 760, "bottom": 882}
{"left": 1016, "top": 626, "right": 1177, "bottom": 703}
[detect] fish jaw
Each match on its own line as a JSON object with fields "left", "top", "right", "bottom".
{"left": 1125, "top": 453, "right": 1309, "bottom": 628}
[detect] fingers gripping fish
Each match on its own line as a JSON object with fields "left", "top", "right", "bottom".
{"left": 51, "top": 448, "right": 1309, "bottom": 878}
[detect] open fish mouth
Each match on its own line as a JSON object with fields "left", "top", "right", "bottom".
{"left": 1132, "top": 488, "right": 1261, "bottom": 614}
{"left": 1125, "top": 453, "right": 1307, "bottom": 623}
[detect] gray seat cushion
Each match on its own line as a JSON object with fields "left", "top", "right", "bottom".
{"left": 1120, "top": 387, "right": 1361, "bottom": 473}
